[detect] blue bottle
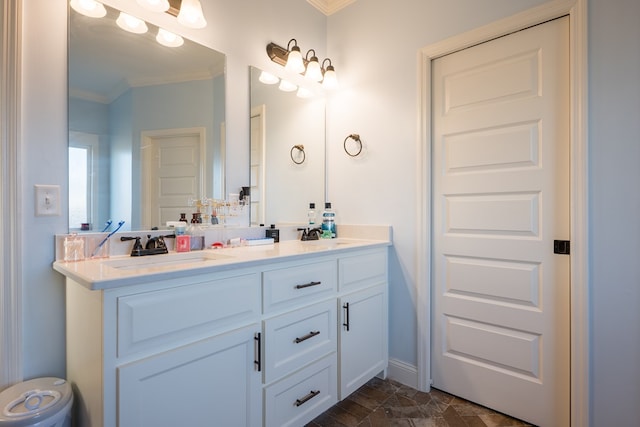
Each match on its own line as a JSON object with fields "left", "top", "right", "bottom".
{"left": 321, "top": 202, "right": 336, "bottom": 239}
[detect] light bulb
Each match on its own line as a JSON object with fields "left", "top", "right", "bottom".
{"left": 322, "top": 66, "right": 338, "bottom": 90}
{"left": 305, "top": 58, "right": 323, "bottom": 82}
{"left": 259, "top": 71, "right": 279, "bottom": 85}
{"left": 278, "top": 80, "right": 297, "bottom": 92}
{"left": 156, "top": 28, "right": 184, "bottom": 47}
{"left": 285, "top": 47, "right": 305, "bottom": 74}
{"left": 177, "top": 0, "right": 207, "bottom": 29}
{"left": 116, "top": 12, "right": 148, "bottom": 34}
{"left": 136, "top": 0, "right": 169, "bottom": 12}
{"left": 70, "top": 0, "right": 107, "bottom": 18}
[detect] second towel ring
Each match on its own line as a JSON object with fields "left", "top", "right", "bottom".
{"left": 344, "top": 134, "right": 363, "bottom": 157}
{"left": 290, "top": 144, "right": 306, "bottom": 164}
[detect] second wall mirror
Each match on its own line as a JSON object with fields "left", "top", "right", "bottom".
{"left": 249, "top": 66, "right": 326, "bottom": 227}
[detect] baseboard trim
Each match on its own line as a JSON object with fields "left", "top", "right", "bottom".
{"left": 387, "top": 358, "right": 420, "bottom": 390}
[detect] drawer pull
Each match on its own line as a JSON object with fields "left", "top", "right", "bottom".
{"left": 294, "top": 390, "right": 320, "bottom": 407}
{"left": 295, "top": 281, "right": 321, "bottom": 290}
{"left": 294, "top": 330, "right": 320, "bottom": 344}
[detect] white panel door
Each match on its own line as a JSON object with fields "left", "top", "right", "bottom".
{"left": 141, "top": 129, "right": 204, "bottom": 228}
{"left": 432, "top": 17, "right": 570, "bottom": 426}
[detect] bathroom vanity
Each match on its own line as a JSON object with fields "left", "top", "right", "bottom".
{"left": 54, "top": 234, "right": 389, "bottom": 427}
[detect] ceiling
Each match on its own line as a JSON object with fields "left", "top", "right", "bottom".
{"left": 306, "top": 0, "right": 357, "bottom": 15}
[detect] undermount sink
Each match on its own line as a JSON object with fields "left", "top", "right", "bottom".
{"left": 103, "top": 251, "right": 232, "bottom": 271}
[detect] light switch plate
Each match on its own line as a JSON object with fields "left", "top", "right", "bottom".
{"left": 35, "top": 184, "right": 61, "bottom": 216}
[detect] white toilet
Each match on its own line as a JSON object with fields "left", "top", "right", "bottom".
{"left": 0, "top": 377, "right": 73, "bottom": 427}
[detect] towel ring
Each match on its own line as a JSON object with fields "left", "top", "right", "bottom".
{"left": 343, "top": 134, "right": 363, "bottom": 157}
{"left": 290, "top": 144, "right": 306, "bottom": 164}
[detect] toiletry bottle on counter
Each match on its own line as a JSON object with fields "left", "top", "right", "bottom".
{"left": 265, "top": 224, "right": 280, "bottom": 242}
{"left": 308, "top": 203, "right": 317, "bottom": 226}
{"left": 321, "top": 202, "right": 337, "bottom": 239}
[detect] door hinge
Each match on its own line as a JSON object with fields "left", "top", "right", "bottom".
{"left": 554, "top": 240, "right": 570, "bottom": 255}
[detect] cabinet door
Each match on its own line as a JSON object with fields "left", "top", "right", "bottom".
{"left": 118, "top": 324, "right": 261, "bottom": 427}
{"left": 339, "top": 284, "right": 388, "bottom": 398}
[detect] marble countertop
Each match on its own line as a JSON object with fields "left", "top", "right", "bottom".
{"left": 53, "top": 237, "right": 391, "bottom": 291}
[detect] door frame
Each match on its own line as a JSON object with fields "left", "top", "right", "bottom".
{"left": 415, "top": 0, "right": 589, "bottom": 426}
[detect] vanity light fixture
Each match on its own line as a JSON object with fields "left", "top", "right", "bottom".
{"left": 116, "top": 12, "right": 149, "bottom": 34}
{"left": 283, "top": 40, "right": 305, "bottom": 74}
{"left": 176, "top": 0, "right": 207, "bottom": 29}
{"left": 136, "top": 0, "right": 170, "bottom": 13}
{"left": 321, "top": 58, "right": 338, "bottom": 89}
{"left": 70, "top": 0, "right": 106, "bottom": 18}
{"left": 156, "top": 28, "right": 184, "bottom": 47}
{"left": 304, "top": 50, "right": 323, "bottom": 82}
{"left": 266, "top": 39, "right": 338, "bottom": 89}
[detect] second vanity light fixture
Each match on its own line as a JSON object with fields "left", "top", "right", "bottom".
{"left": 266, "top": 39, "right": 339, "bottom": 90}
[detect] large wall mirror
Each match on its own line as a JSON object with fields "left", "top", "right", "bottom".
{"left": 250, "top": 66, "right": 325, "bottom": 227}
{"left": 68, "top": 3, "right": 226, "bottom": 232}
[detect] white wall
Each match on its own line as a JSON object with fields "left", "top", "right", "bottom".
{"left": 19, "top": 0, "right": 640, "bottom": 424}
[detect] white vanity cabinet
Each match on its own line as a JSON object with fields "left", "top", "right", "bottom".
{"left": 338, "top": 249, "right": 389, "bottom": 398}
{"left": 66, "top": 270, "right": 263, "bottom": 427}
{"left": 61, "top": 240, "right": 389, "bottom": 427}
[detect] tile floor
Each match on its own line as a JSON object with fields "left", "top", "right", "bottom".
{"left": 306, "top": 377, "right": 534, "bottom": 427}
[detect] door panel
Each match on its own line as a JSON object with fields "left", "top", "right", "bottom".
{"left": 141, "top": 129, "right": 204, "bottom": 228}
{"left": 432, "top": 17, "right": 570, "bottom": 426}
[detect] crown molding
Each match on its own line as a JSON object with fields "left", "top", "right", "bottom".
{"left": 306, "top": 0, "right": 357, "bottom": 15}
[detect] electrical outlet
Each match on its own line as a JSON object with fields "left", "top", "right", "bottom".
{"left": 35, "top": 184, "right": 61, "bottom": 217}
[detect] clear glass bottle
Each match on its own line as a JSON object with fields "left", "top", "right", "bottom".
{"left": 308, "top": 203, "right": 317, "bottom": 226}
{"left": 321, "top": 202, "right": 336, "bottom": 239}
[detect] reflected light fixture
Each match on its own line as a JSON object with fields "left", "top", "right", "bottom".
{"left": 259, "top": 71, "right": 280, "bottom": 85}
{"left": 70, "top": 0, "right": 107, "bottom": 18}
{"left": 321, "top": 58, "right": 338, "bottom": 90}
{"left": 266, "top": 39, "right": 339, "bottom": 89}
{"left": 177, "top": 0, "right": 207, "bottom": 29}
{"left": 284, "top": 39, "right": 305, "bottom": 74}
{"left": 279, "top": 80, "right": 297, "bottom": 92}
{"left": 136, "top": 0, "right": 170, "bottom": 13}
{"left": 156, "top": 28, "right": 184, "bottom": 47}
{"left": 116, "top": 12, "right": 148, "bottom": 33}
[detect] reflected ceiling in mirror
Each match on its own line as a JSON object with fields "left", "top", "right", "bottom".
{"left": 250, "top": 67, "right": 325, "bottom": 227}
{"left": 69, "top": 3, "right": 226, "bottom": 232}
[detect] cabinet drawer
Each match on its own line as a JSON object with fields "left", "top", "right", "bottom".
{"left": 117, "top": 273, "right": 260, "bottom": 358}
{"left": 263, "top": 299, "right": 336, "bottom": 384}
{"left": 339, "top": 249, "right": 387, "bottom": 291}
{"left": 264, "top": 354, "right": 337, "bottom": 427}
{"left": 263, "top": 260, "right": 337, "bottom": 313}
